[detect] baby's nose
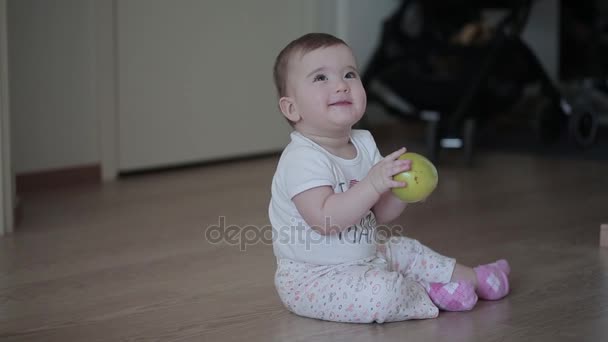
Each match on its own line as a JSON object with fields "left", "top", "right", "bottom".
{"left": 336, "top": 80, "right": 349, "bottom": 92}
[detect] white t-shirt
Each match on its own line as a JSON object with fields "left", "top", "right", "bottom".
{"left": 268, "top": 129, "right": 384, "bottom": 265}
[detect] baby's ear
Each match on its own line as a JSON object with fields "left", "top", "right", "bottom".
{"left": 279, "top": 96, "right": 300, "bottom": 123}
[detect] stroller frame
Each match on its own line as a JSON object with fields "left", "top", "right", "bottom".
{"left": 362, "top": 0, "right": 596, "bottom": 165}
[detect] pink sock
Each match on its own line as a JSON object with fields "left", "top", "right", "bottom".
{"left": 474, "top": 259, "right": 511, "bottom": 300}
{"left": 427, "top": 281, "right": 478, "bottom": 311}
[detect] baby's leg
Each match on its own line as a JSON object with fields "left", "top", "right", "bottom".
{"left": 451, "top": 263, "right": 477, "bottom": 284}
{"left": 378, "top": 237, "right": 511, "bottom": 302}
{"left": 378, "top": 236, "right": 477, "bottom": 311}
{"left": 377, "top": 236, "right": 455, "bottom": 284}
{"left": 274, "top": 258, "right": 439, "bottom": 323}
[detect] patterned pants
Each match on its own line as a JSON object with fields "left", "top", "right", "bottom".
{"left": 274, "top": 236, "right": 456, "bottom": 323}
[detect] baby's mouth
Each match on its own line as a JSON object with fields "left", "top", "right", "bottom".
{"left": 329, "top": 100, "right": 352, "bottom": 106}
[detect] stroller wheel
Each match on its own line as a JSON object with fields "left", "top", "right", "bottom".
{"left": 568, "top": 107, "right": 598, "bottom": 148}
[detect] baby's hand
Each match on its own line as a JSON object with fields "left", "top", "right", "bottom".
{"left": 365, "top": 147, "right": 411, "bottom": 195}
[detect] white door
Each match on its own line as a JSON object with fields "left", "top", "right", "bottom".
{"left": 117, "top": 0, "right": 317, "bottom": 172}
{"left": 0, "top": 0, "right": 14, "bottom": 236}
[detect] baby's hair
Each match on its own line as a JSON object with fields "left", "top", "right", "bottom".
{"left": 273, "top": 33, "right": 348, "bottom": 98}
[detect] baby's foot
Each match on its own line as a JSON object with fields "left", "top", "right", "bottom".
{"left": 474, "top": 259, "right": 510, "bottom": 300}
{"left": 427, "top": 281, "right": 478, "bottom": 311}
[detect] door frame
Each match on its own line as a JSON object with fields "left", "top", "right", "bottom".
{"left": 0, "top": 0, "right": 14, "bottom": 236}
{"left": 94, "top": 0, "right": 119, "bottom": 181}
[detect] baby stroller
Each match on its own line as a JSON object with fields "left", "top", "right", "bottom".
{"left": 362, "top": 0, "right": 599, "bottom": 165}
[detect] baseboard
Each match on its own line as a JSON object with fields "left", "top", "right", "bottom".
{"left": 16, "top": 164, "right": 101, "bottom": 193}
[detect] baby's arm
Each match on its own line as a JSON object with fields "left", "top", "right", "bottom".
{"left": 372, "top": 191, "right": 408, "bottom": 225}
{"left": 370, "top": 145, "right": 410, "bottom": 224}
{"left": 293, "top": 147, "right": 409, "bottom": 235}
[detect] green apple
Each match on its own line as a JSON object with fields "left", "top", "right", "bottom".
{"left": 391, "top": 152, "right": 438, "bottom": 203}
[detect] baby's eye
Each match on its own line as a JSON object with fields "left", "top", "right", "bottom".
{"left": 313, "top": 74, "right": 327, "bottom": 82}
{"left": 345, "top": 71, "right": 358, "bottom": 79}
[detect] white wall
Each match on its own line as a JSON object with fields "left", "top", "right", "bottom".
{"left": 5, "top": 0, "right": 561, "bottom": 175}
{"left": 339, "top": 0, "right": 400, "bottom": 72}
{"left": 8, "top": 0, "right": 99, "bottom": 174}
{"left": 315, "top": 0, "right": 338, "bottom": 36}
{"left": 8, "top": 0, "right": 324, "bottom": 175}
{"left": 522, "top": 0, "right": 559, "bottom": 81}
{"left": 116, "top": 0, "right": 309, "bottom": 172}
{"left": 335, "top": 0, "right": 401, "bottom": 123}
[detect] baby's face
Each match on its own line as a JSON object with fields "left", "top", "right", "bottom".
{"left": 285, "top": 44, "right": 366, "bottom": 136}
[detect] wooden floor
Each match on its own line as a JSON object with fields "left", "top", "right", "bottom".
{"left": 1, "top": 134, "right": 608, "bottom": 341}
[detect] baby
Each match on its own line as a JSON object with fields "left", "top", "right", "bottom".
{"left": 268, "top": 33, "right": 510, "bottom": 323}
